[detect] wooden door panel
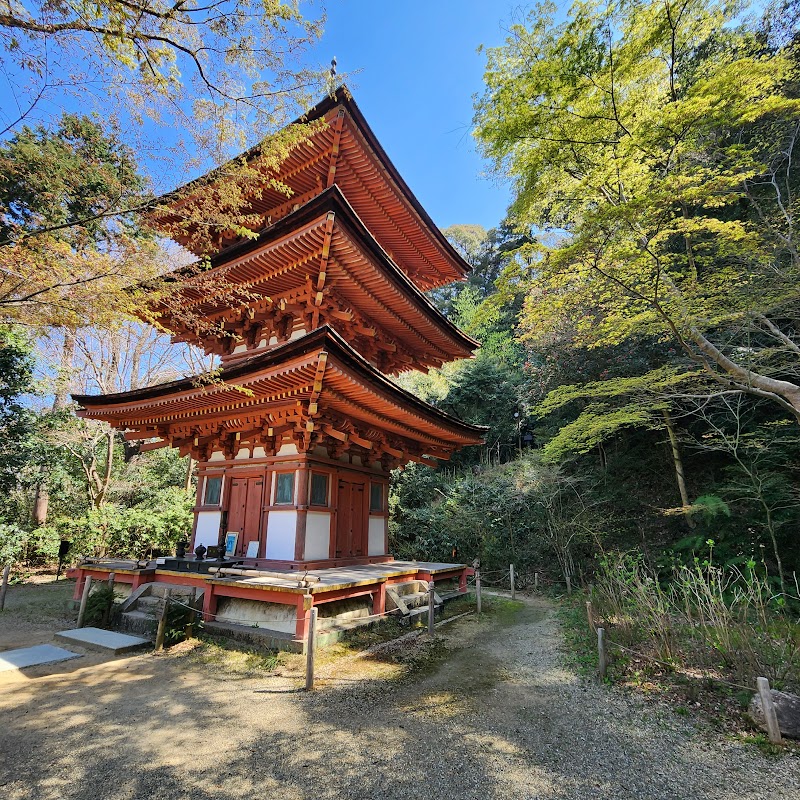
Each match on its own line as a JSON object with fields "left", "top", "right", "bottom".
{"left": 243, "top": 477, "right": 264, "bottom": 557}
{"left": 336, "top": 479, "right": 351, "bottom": 558}
{"left": 352, "top": 484, "right": 365, "bottom": 556}
{"left": 336, "top": 479, "right": 365, "bottom": 558}
{"left": 226, "top": 479, "right": 247, "bottom": 552}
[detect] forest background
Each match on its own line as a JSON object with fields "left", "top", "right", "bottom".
{"left": 0, "top": 0, "right": 798, "bottom": 650}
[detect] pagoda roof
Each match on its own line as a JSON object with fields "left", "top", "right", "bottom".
{"left": 158, "top": 86, "right": 469, "bottom": 291}
{"left": 163, "top": 186, "right": 479, "bottom": 373}
{"left": 73, "top": 326, "right": 486, "bottom": 465}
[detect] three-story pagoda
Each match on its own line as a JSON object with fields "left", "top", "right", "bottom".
{"left": 74, "top": 87, "right": 485, "bottom": 569}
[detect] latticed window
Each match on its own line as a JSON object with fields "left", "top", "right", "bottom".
{"left": 275, "top": 472, "right": 295, "bottom": 505}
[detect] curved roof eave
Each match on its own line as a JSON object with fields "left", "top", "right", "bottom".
{"left": 73, "top": 325, "right": 488, "bottom": 440}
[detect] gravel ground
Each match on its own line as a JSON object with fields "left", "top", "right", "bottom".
{"left": 1, "top": 590, "right": 799, "bottom": 799}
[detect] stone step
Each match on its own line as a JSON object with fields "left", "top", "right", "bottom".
{"left": 399, "top": 591, "right": 432, "bottom": 609}
{"left": 392, "top": 580, "right": 428, "bottom": 597}
{"left": 55, "top": 627, "right": 150, "bottom": 655}
{"left": 148, "top": 584, "right": 196, "bottom": 599}
{"left": 0, "top": 644, "right": 82, "bottom": 672}
{"left": 119, "top": 611, "right": 157, "bottom": 638}
{"left": 135, "top": 596, "right": 163, "bottom": 610}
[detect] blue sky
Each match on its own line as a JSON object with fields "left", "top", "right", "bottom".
{"left": 0, "top": 2, "right": 521, "bottom": 232}
{"left": 314, "top": 1, "right": 517, "bottom": 231}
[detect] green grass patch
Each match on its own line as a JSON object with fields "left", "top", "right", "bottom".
{"left": 557, "top": 598, "right": 598, "bottom": 678}
{"left": 171, "top": 635, "right": 287, "bottom": 677}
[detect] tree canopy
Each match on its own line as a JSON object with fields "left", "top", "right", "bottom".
{"left": 474, "top": 0, "right": 800, "bottom": 422}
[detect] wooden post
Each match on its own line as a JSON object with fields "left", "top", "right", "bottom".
{"left": 534, "top": 572, "right": 539, "bottom": 591}
{"left": 586, "top": 600, "right": 594, "bottom": 631}
{"left": 510, "top": 563, "right": 516, "bottom": 600}
{"left": 427, "top": 581, "right": 435, "bottom": 635}
{"left": 305, "top": 606, "right": 318, "bottom": 691}
{"left": 597, "top": 627, "right": 607, "bottom": 681}
{"left": 185, "top": 607, "right": 196, "bottom": 640}
{"left": 757, "top": 676, "right": 782, "bottom": 744}
{"left": 76, "top": 576, "right": 92, "bottom": 628}
{"left": 102, "top": 572, "right": 116, "bottom": 626}
{"left": 476, "top": 569, "right": 482, "bottom": 615}
{"left": 155, "top": 589, "right": 171, "bottom": 651}
{"left": 565, "top": 573, "right": 572, "bottom": 595}
{"left": 0, "top": 564, "right": 10, "bottom": 612}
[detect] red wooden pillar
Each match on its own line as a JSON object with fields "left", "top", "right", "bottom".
{"left": 459, "top": 569, "right": 468, "bottom": 594}
{"left": 294, "top": 464, "right": 310, "bottom": 561}
{"left": 373, "top": 582, "right": 386, "bottom": 616}
{"left": 202, "top": 584, "right": 218, "bottom": 621}
{"left": 72, "top": 570, "right": 86, "bottom": 601}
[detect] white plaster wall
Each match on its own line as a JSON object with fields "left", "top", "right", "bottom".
{"left": 252, "top": 446, "right": 266, "bottom": 458}
{"left": 368, "top": 516, "right": 387, "bottom": 556}
{"left": 195, "top": 511, "right": 222, "bottom": 549}
{"left": 265, "top": 510, "right": 297, "bottom": 559}
{"left": 232, "top": 343, "right": 248, "bottom": 354}
{"left": 209, "top": 451, "right": 225, "bottom": 462}
{"left": 305, "top": 511, "right": 331, "bottom": 560}
{"left": 235, "top": 448, "right": 250, "bottom": 460}
{"left": 277, "top": 442, "right": 298, "bottom": 456}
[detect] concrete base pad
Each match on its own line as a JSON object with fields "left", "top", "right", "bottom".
{"left": 0, "top": 644, "right": 82, "bottom": 672}
{"left": 55, "top": 627, "right": 150, "bottom": 655}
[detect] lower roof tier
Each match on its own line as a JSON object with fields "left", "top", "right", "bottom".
{"left": 72, "top": 326, "right": 486, "bottom": 467}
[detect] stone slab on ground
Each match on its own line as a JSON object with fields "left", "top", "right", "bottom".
{"left": 54, "top": 628, "right": 150, "bottom": 655}
{"left": 0, "top": 644, "right": 82, "bottom": 672}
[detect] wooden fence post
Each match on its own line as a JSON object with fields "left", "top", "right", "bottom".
{"left": 155, "top": 589, "right": 171, "bottom": 651}
{"left": 534, "top": 572, "right": 539, "bottom": 591}
{"left": 586, "top": 600, "right": 594, "bottom": 631}
{"left": 305, "top": 606, "right": 318, "bottom": 691}
{"left": 102, "top": 572, "right": 116, "bottom": 626}
{"left": 565, "top": 573, "right": 572, "bottom": 595}
{"left": 76, "top": 576, "right": 92, "bottom": 628}
{"left": 0, "top": 564, "right": 10, "bottom": 612}
{"left": 757, "top": 676, "right": 782, "bottom": 744}
{"left": 510, "top": 564, "right": 516, "bottom": 600}
{"left": 597, "top": 627, "right": 608, "bottom": 681}
{"left": 475, "top": 569, "right": 482, "bottom": 615}
{"left": 427, "top": 581, "right": 435, "bottom": 635}
{"left": 185, "top": 607, "right": 196, "bottom": 640}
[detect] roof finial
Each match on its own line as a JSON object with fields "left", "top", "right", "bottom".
{"left": 330, "top": 56, "right": 337, "bottom": 81}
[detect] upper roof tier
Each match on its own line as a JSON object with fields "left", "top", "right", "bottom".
{"left": 155, "top": 86, "right": 470, "bottom": 291}
{"left": 158, "top": 186, "right": 479, "bottom": 374}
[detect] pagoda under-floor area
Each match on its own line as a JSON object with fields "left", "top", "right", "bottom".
{"left": 68, "top": 87, "right": 485, "bottom": 648}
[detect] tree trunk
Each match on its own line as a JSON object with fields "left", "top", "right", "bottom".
{"left": 662, "top": 409, "right": 695, "bottom": 528}
{"left": 185, "top": 455, "right": 195, "bottom": 493}
{"left": 689, "top": 325, "right": 800, "bottom": 423}
{"left": 33, "top": 482, "right": 49, "bottom": 526}
{"left": 93, "top": 430, "right": 115, "bottom": 508}
{"left": 52, "top": 328, "right": 76, "bottom": 411}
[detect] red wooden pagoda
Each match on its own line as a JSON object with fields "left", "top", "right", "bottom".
{"left": 69, "top": 88, "right": 484, "bottom": 646}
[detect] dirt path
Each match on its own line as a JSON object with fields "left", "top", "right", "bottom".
{"left": 1, "top": 589, "right": 798, "bottom": 799}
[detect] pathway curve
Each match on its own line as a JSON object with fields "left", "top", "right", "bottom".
{"left": 1, "top": 594, "right": 798, "bottom": 799}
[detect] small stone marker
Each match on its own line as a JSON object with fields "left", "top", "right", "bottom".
{"left": 55, "top": 627, "right": 150, "bottom": 655}
{"left": 0, "top": 644, "right": 81, "bottom": 672}
{"left": 751, "top": 684, "right": 800, "bottom": 740}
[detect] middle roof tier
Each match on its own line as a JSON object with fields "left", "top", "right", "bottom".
{"left": 158, "top": 186, "right": 478, "bottom": 375}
